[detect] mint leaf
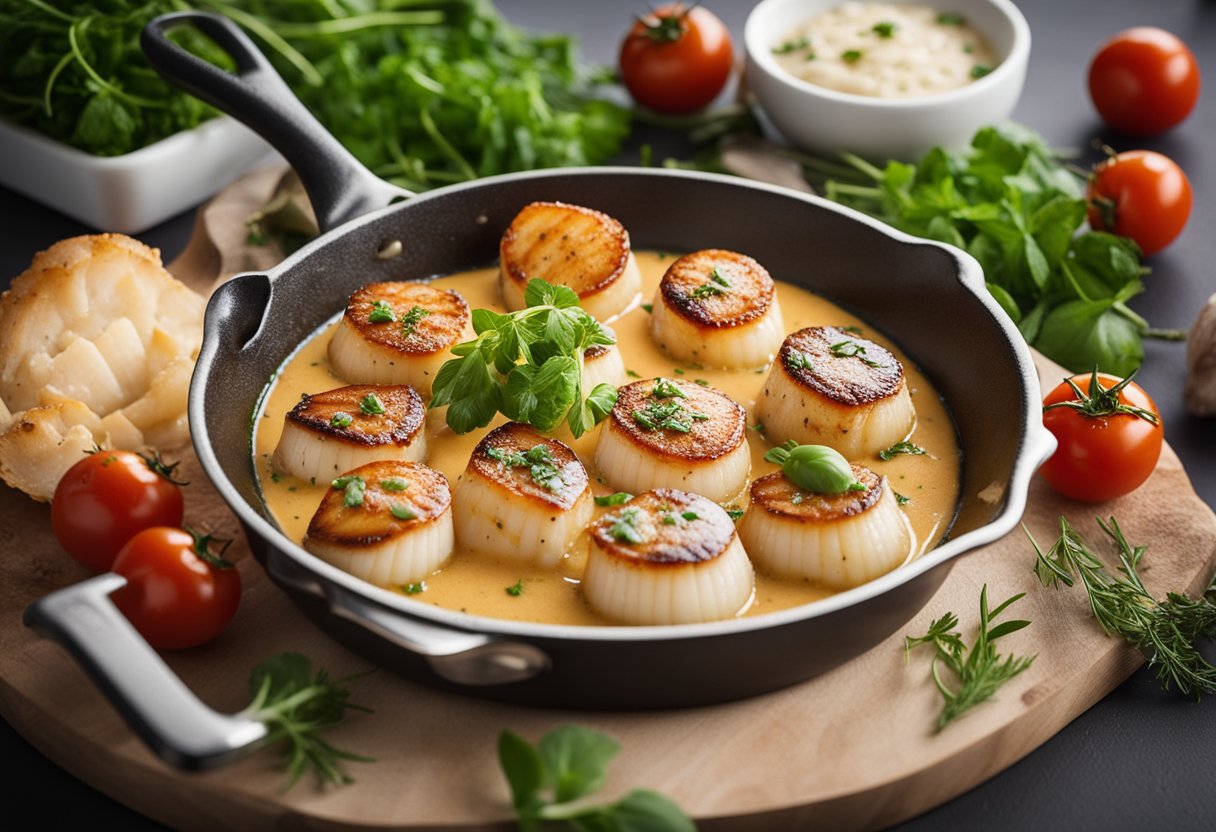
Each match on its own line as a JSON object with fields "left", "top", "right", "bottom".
{"left": 1035, "top": 300, "right": 1143, "bottom": 376}
{"left": 498, "top": 730, "right": 545, "bottom": 812}
{"left": 538, "top": 725, "right": 620, "bottom": 804}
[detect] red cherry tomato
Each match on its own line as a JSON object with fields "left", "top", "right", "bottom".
{"left": 619, "top": 3, "right": 733, "bottom": 114}
{"left": 111, "top": 527, "right": 241, "bottom": 650}
{"left": 1087, "top": 150, "right": 1191, "bottom": 257}
{"left": 51, "top": 450, "right": 185, "bottom": 572}
{"left": 1039, "top": 371, "right": 1162, "bottom": 503}
{"left": 1088, "top": 27, "right": 1200, "bottom": 136}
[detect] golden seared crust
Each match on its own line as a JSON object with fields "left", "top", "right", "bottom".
{"left": 584, "top": 324, "right": 615, "bottom": 360}
{"left": 466, "top": 421, "right": 589, "bottom": 510}
{"left": 608, "top": 377, "right": 745, "bottom": 461}
{"left": 658, "top": 249, "right": 775, "bottom": 329}
{"left": 499, "top": 202, "right": 631, "bottom": 297}
{"left": 590, "top": 489, "right": 735, "bottom": 566}
{"left": 342, "top": 282, "right": 469, "bottom": 356}
{"left": 778, "top": 326, "right": 904, "bottom": 406}
{"left": 749, "top": 466, "right": 883, "bottom": 521}
{"left": 285, "top": 384, "right": 424, "bottom": 447}
{"left": 306, "top": 461, "right": 450, "bottom": 548}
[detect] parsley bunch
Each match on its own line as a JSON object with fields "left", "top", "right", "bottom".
{"left": 498, "top": 725, "right": 694, "bottom": 832}
{"left": 431, "top": 279, "right": 618, "bottom": 438}
{"left": 818, "top": 123, "right": 1183, "bottom": 376}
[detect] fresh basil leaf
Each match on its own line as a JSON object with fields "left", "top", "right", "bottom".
{"left": 986, "top": 282, "right": 1021, "bottom": 322}
{"left": 538, "top": 725, "right": 620, "bottom": 804}
{"left": 73, "top": 95, "right": 137, "bottom": 156}
{"left": 1070, "top": 232, "right": 1145, "bottom": 290}
{"left": 1017, "top": 299, "right": 1049, "bottom": 344}
{"left": 601, "top": 789, "right": 698, "bottom": 832}
{"left": 1035, "top": 300, "right": 1143, "bottom": 376}
{"left": 926, "top": 215, "right": 966, "bottom": 248}
{"left": 497, "top": 730, "right": 545, "bottom": 812}
{"left": 1030, "top": 195, "right": 1087, "bottom": 266}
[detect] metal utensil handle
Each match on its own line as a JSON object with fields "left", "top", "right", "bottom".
{"left": 266, "top": 550, "right": 552, "bottom": 686}
{"left": 141, "top": 11, "right": 410, "bottom": 233}
{"left": 24, "top": 573, "right": 268, "bottom": 770}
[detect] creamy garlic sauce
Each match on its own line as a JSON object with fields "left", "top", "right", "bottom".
{"left": 772, "top": 2, "right": 997, "bottom": 98}
{"left": 253, "top": 252, "right": 960, "bottom": 626}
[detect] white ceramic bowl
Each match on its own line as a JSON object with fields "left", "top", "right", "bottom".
{"left": 0, "top": 116, "right": 273, "bottom": 233}
{"left": 744, "top": 0, "right": 1031, "bottom": 161}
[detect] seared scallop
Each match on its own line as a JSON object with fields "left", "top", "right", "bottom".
{"left": 453, "top": 422, "right": 593, "bottom": 569}
{"left": 581, "top": 340, "right": 627, "bottom": 394}
{"left": 754, "top": 326, "right": 916, "bottom": 458}
{"left": 594, "top": 377, "right": 750, "bottom": 503}
{"left": 304, "top": 460, "right": 453, "bottom": 588}
{"left": 738, "top": 467, "right": 910, "bottom": 590}
{"left": 648, "top": 249, "right": 785, "bottom": 368}
{"left": 582, "top": 489, "right": 754, "bottom": 625}
{"left": 499, "top": 201, "right": 642, "bottom": 322}
{"left": 273, "top": 384, "right": 426, "bottom": 483}
{"left": 328, "top": 281, "right": 471, "bottom": 397}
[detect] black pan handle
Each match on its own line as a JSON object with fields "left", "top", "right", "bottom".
{"left": 141, "top": 11, "right": 410, "bottom": 233}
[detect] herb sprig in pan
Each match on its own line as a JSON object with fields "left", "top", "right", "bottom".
{"left": 430, "top": 279, "right": 618, "bottom": 438}
{"left": 1030, "top": 516, "right": 1216, "bottom": 698}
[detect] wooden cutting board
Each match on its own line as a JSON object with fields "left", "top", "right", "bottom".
{"left": 2, "top": 170, "right": 1215, "bottom": 832}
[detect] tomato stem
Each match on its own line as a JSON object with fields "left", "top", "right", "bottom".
{"left": 1042, "top": 368, "right": 1159, "bottom": 425}
{"left": 138, "top": 449, "right": 189, "bottom": 486}
{"left": 637, "top": 2, "right": 694, "bottom": 43}
{"left": 187, "top": 527, "right": 236, "bottom": 570}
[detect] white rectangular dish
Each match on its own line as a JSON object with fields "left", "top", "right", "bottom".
{"left": 0, "top": 116, "right": 273, "bottom": 233}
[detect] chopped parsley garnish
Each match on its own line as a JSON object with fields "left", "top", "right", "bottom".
{"left": 609, "top": 507, "right": 644, "bottom": 544}
{"left": 329, "top": 411, "right": 353, "bottom": 428}
{"left": 842, "top": 49, "right": 863, "bottom": 63}
{"left": 642, "top": 303, "right": 654, "bottom": 313}
{"left": 625, "top": 369, "right": 641, "bottom": 378}
{"left": 632, "top": 400, "right": 709, "bottom": 433}
{"left": 652, "top": 378, "right": 687, "bottom": 399}
{"left": 841, "top": 325, "right": 863, "bottom": 335}
{"left": 332, "top": 475, "right": 366, "bottom": 508}
{"left": 785, "top": 350, "right": 816, "bottom": 373}
{"left": 690, "top": 267, "right": 732, "bottom": 299}
{"left": 399, "top": 305, "right": 429, "bottom": 337}
{"left": 937, "top": 12, "right": 966, "bottom": 25}
{"left": 880, "top": 441, "right": 927, "bottom": 461}
{"left": 749, "top": 422, "right": 766, "bottom": 433}
{"left": 681, "top": 511, "right": 699, "bottom": 521}
{"left": 896, "top": 492, "right": 911, "bottom": 506}
{"left": 726, "top": 507, "right": 745, "bottom": 521}
{"left": 505, "top": 579, "right": 524, "bottom": 597}
{"left": 380, "top": 477, "right": 409, "bottom": 492}
{"left": 694, "top": 378, "right": 709, "bottom": 387}
{"left": 872, "top": 21, "right": 896, "bottom": 38}
{"left": 404, "top": 582, "right": 426, "bottom": 594}
{"left": 791, "top": 492, "right": 805, "bottom": 505}
{"left": 773, "top": 35, "right": 810, "bottom": 54}
{"left": 595, "top": 492, "right": 633, "bottom": 507}
{"left": 368, "top": 300, "right": 396, "bottom": 323}
{"left": 661, "top": 512, "right": 679, "bottom": 526}
{"left": 390, "top": 503, "right": 417, "bottom": 520}
{"left": 359, "top": 393, "right": 386, "bottom": 415}
{"left": 970, "top": 64, "right": 993, "bottom": 79}
{"left": 830, "top": 339, "right": 882, "bottom": 367}
{"left": 487, "top": 444, "right": 564, "bottom": 491}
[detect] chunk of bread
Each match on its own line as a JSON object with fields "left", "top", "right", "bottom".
{"left": 0, "top": 234, "right": 205, "bottom": 500}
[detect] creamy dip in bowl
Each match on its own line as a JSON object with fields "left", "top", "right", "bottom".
{"left": 745, "top": 0, "right": 1030, "bottom": 160}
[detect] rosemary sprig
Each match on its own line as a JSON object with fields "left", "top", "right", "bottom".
{"left": 242, "top": 653, "right": 373, "bottom": 788}
{"left": 1029, "top": 516, "right": 1216, "bottom": 698}
{"left": 905, "top": 585, "right": 1035, "bottom": 731}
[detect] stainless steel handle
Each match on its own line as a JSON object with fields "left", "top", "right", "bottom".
{"left": 24, "top": 573, "right": 268, "bottom": 770}
{"left": 267, "top": 550, "right": 551, "bottom": 686}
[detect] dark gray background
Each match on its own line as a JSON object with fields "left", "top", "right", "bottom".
{"left": 2, "top": 0, "right": 1214, "bottom": 829}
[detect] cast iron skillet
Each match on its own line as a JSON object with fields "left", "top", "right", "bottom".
{"left": 23, "top": 12, "right": 1054, "bottom": 770}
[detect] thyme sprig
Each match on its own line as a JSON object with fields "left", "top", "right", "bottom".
{"left": 905, "top": 585, "right": 1035, "bottom": 731}
{"left": 1029, "top": 516, "right": 1216, "bottom": 698}
{"left": 241, "top": 653, "right": 372, "bottom": 788}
